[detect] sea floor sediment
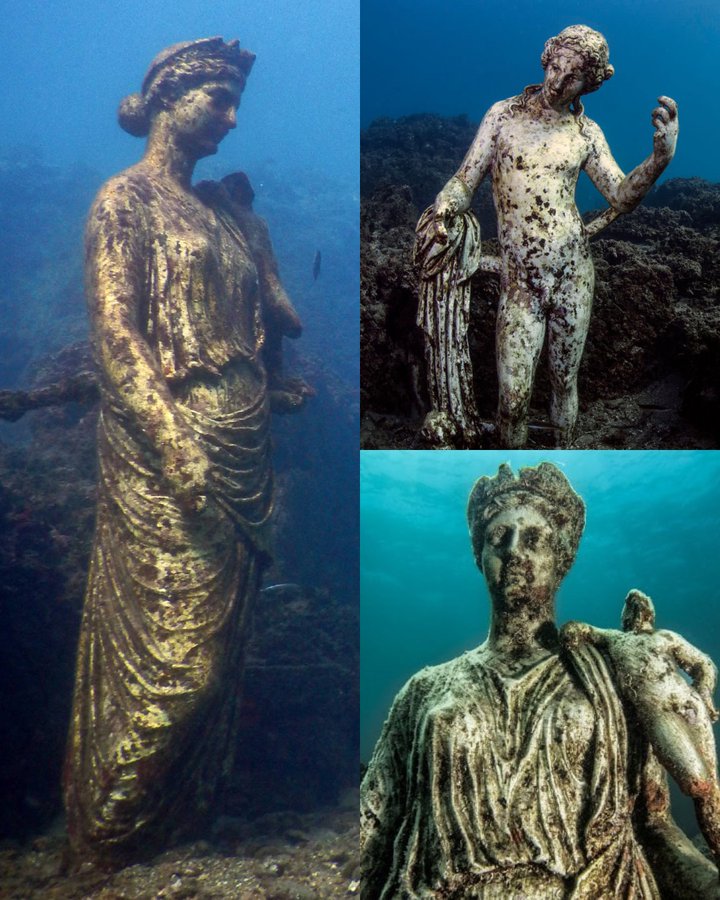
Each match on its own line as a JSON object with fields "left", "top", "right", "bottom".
{"left": 0, "top": 799, "right": 360, "bottom": 899}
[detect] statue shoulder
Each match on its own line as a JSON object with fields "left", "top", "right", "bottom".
{"left": 395, "top": 651, "right": 478, "bottom": 708}
{"left": 579, "top": 115, "right": 607, "bottom": 145}
{"left": 484, "top": 97, "right": 514, "bottom": 126}
{"left": 88, "top": 169, "right": 153, "bottom": 226}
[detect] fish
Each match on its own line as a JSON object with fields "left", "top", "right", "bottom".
{"left": 312, "top": 249, "right": 321, "bottom": 281}
{"left": 260, "top": 582, "right": 303, "bottom": 600}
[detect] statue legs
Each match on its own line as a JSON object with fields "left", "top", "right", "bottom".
{"left": 547, "top": 276, "right": 592, "bottom": 448}
{"left": 496, "top": 286, "right": 544, "bottom": 448}
{"left": 496, "top": 261, "right": 593, "bottom": 449}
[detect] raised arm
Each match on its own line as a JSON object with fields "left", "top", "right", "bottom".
{"left": 86, "top": 182, "right": 212, "bottom": 511}
{"left": 433, "top": 101, "right": 503, "bottom": 241}
{"left": 583, "top": 97, "right": 678, "bottom": 214}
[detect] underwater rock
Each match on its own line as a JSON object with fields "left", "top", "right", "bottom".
{"left": 361, "top": 462, "right": 719, "bottom": 898}
{"left": 0, "top": 803, "right": 359, "bottom": 898}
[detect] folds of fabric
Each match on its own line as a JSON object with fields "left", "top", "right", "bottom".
{"left": 361, "top": 645, "right": 659, "bottom": 899}
{"left": 414, "top": 206, "right": 483, "bottom": 433}
{"left": 64, "top": 373, "right": 272, "bottom": 864}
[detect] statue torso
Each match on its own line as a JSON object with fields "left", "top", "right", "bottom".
{"left": 87, "top": 168, "right": 264, "bottom": 388}
{"left": 490, "top": 101, "right": 590, "bottom": 254}
{"left": 363, "top": 644, "right": 659, "bottom": 899}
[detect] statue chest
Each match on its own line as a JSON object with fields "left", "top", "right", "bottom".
{"left": 493, "top": 117, "right": 589, "bottom": 191}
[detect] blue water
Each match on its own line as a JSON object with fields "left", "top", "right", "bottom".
{"left": 361, "top": 450, "right": 720, "bottom": 763}
{"left": 1, "top": 0, "right": 358, "bottom": 187}
{"left": 361, "top": 0, "right": 717, "bottom": 208}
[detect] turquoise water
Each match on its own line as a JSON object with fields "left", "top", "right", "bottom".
{"left": 361, "top": 450, "right": 720, "bottom": 763}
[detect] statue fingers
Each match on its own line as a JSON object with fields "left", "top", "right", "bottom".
{"left": 657, "top": 95, "right": 678, "bottom": 118}
{"left": 433, "top": 214, "right": 449, "bottom": 243}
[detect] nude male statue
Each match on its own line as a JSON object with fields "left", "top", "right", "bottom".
{"left": 432, "top": 25, "right": 678, "bottom": 448}
{"left": 562, "top": 589, "right": 720, "bottom": 869}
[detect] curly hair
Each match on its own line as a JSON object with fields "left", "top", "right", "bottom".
{"left": 466, "top": 462, "right": 586, "bottom": 581}
{"left": 542, "top": 25, "right": 614, "bottom": 94}
{"left": 510, "top": 25, "right": 614, "bottom": 122}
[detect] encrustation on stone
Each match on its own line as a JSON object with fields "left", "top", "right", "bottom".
{"left": 361, "top": 462, "right": 718, "bottom": 898}
{"left": 417, "top": 25, "right": 678, "bottom": 448}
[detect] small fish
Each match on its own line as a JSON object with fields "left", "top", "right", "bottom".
{"left": 312, "top": 249, "right": 321, "bottom": 281}
{"left": 260, "top": 582, "right": 303, "bottom": 600}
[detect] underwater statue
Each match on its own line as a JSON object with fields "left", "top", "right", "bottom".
{"left": 562, "top": 589, "right": 720, "bottom": 871}
{"left": 63, "top": 37, "right": 304, "bottom": 867}
{"left": 414, "top": 25, "right": 678, "bottom": 449}
{"left": 361, "top": 463, "right": 718, "bottom": 898}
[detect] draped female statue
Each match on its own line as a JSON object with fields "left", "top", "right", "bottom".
{"left": 63, "top": 37, "right": 303, "bottom": 867}
{"left": 361, "top": 463, "right": 718, "bottom": 898}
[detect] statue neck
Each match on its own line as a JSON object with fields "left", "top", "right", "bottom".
{"left": 486, "top": 591, "right": 559, "bottom": 659}
{"left": 143, "top": 120, "right": 197, "bottom": 190}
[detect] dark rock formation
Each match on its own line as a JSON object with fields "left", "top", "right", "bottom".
{"left": 361, "top": 115, "right": 720, "bottom": 449}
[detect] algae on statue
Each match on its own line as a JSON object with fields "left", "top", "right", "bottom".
{"left": 361, "top": 463, "right": 718, "bottom": 898}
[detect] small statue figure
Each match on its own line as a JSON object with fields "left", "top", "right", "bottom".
{"left": 195, "top": 171, "right": 310, "bottom": 410}
{"left": 562, "top": 589, "right": 720, "bottom": 869}
{"left": 361, "top": 463, "right": 718, "bottom": 898}
{"left": 417, "top": 25, "right": 678, "bottom": 448}
{"left": 64, "top": 38, "right": 305, "bottom": 868}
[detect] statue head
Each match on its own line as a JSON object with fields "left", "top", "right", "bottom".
{"left": 466, "top": 463, "right": 585, "bottom": 598}
{"left": 541, "top": 25, "right": 614, "bottom": 95}
{"left": 621, "top": 589, "right": 656, "bottom": 633}
{"left": 118, "top": 37, "right": 256, "bottom": 139}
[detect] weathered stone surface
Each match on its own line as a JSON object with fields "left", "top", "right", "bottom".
{"left": 361, "top": 463, "right": 719, "bottom": 898}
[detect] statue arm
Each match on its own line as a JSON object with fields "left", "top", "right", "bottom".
{"left": 433, "top": 102, "right": 502, "bottom": 240}
{"left": 583, "top": 99, "right": 678, "bottom": 214}
{"left": 560, "top": 620, "right": 612, "bottom": 650}
{"left": 663, "top": 630, "right": 719, "bottom": 719}
{"left": 360, "top": 684, "right": 413, "bottom": 898}
{"left": 86, "top": 187, "right": 212, "bottom": 511}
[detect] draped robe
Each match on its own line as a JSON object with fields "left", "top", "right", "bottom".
{"left": 64, "top": 168, "right": 273, "bottom": 863}
{"left": 361, "top": 644, "right": 660, "bottom": 899}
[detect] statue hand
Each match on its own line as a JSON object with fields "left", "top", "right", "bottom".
{"left": 560, "top": 621, "right": 587, "bottom": 650}
{"left": 698, "top": 688, "right": 720, "bottom": 723}
{"left": 433, "top": 195, "right": 452, "bottom": 243}
{"left": 432, "top": 176, "right": 472, "bottom": 243}
{"left": 161, "top": 438, "right": 213, "bottom": 514}
{"left": 652, "top": 96, "right": 678, "bottom": 164}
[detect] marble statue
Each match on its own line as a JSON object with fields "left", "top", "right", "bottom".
{"left": 415, "top": 25, "right": 678, "bottom": 448}
{"left": 563, "top": 589, "right": 720, "bottom": 870}
{"left": 361, "top": 463, "right": 718, "bottom": 898}
{"left": 63, "top": 38, "right": 304, "bottom": 867}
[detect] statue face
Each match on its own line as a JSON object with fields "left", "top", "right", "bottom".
{"left": 481, "top": 506, "right": 559, "bottom": 606}
{"left": 542, "top": 47, "right": 586, "bottom": 109}
{"left": 169, "top": 79, "right": 242, "bottom": 158}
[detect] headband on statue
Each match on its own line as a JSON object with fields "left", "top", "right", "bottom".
{"left": 119, "top": 37, "right": 255, "bottom": 137}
